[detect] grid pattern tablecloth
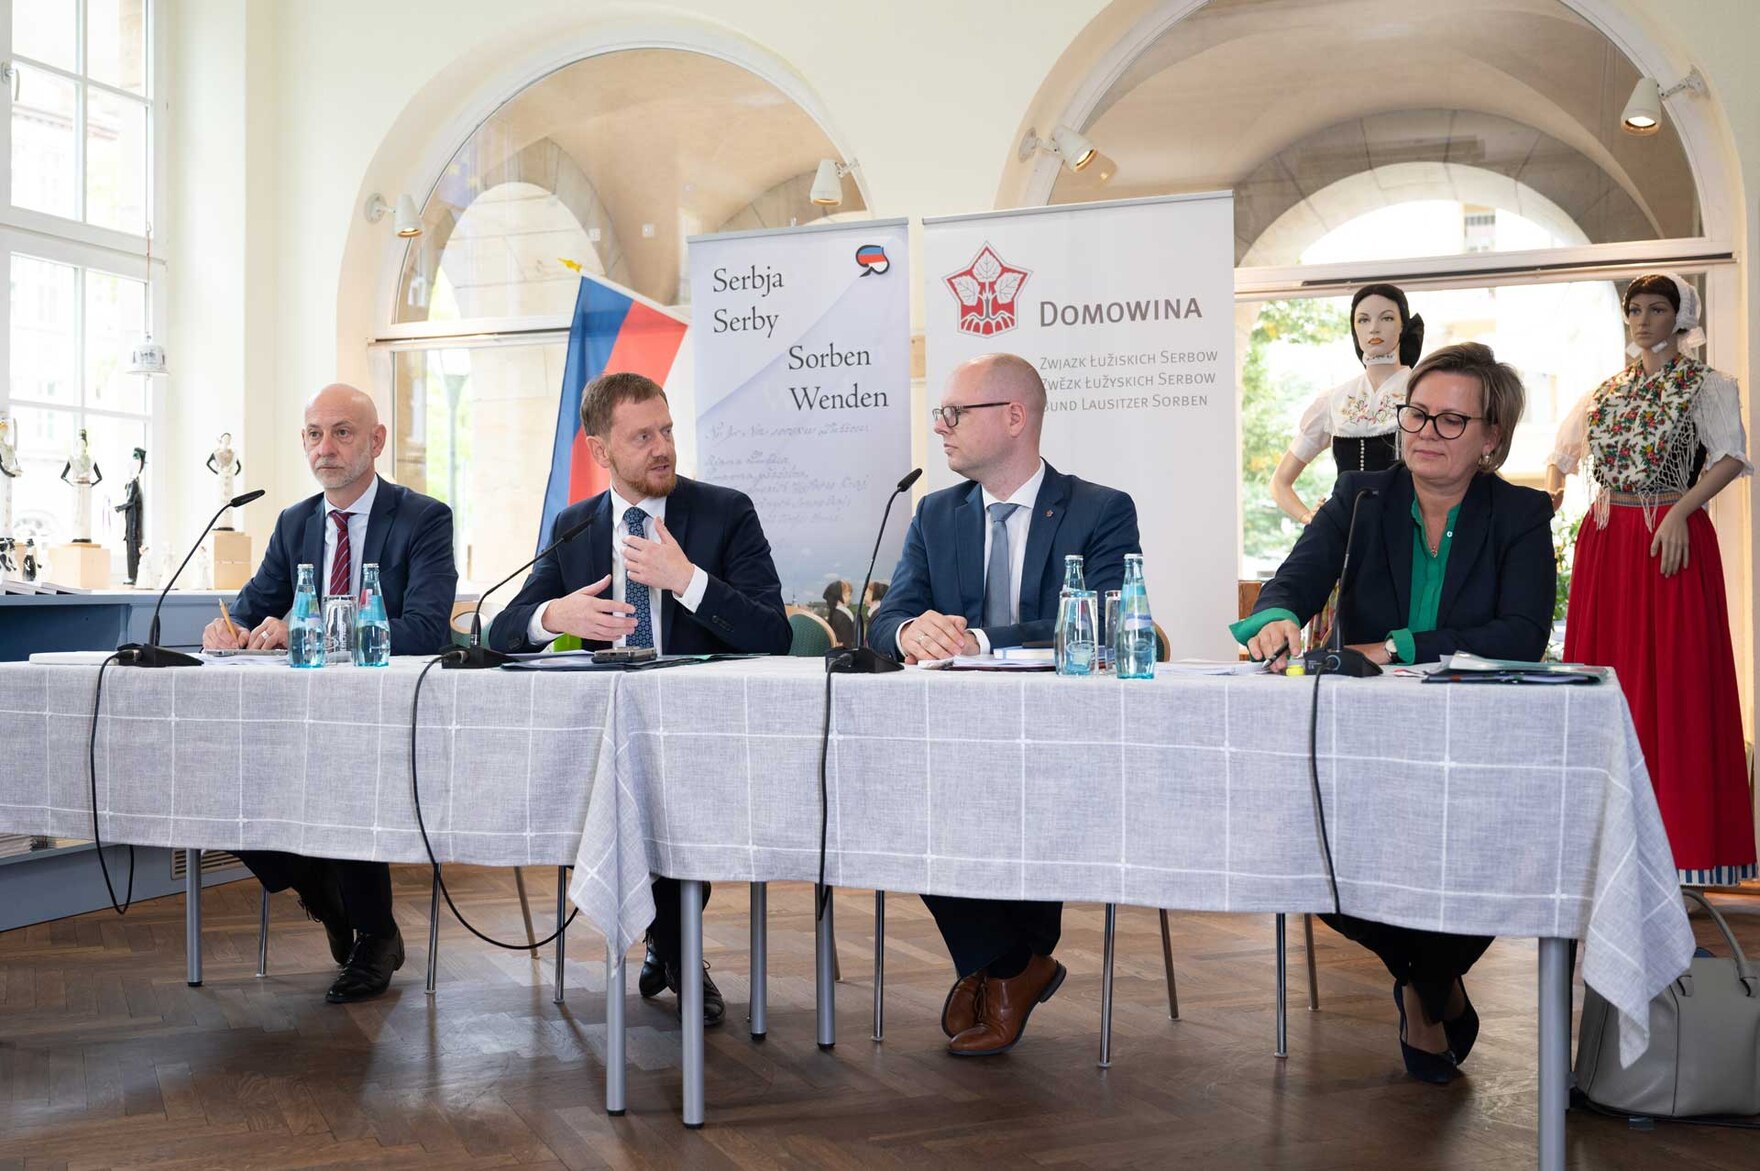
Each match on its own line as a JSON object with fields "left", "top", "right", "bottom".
{"left": 0, "top": 659, "right": 611, "bottom": 866}
{"left": 569, "top": 657, "right": 1692, "bottom": 1064}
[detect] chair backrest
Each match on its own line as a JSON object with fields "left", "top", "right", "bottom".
{"left": 1237, "top": 580, "right": 1263, "bottom": 621}
{"left": 1152, "top": 621, "right": 1172, "bottom": 663}
{"left": 788, "top": 610, "right": 835, "bottom": 657}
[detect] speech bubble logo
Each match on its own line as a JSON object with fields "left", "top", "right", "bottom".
{"left": 855, "top": 243, "right": 890, "bottom": 276}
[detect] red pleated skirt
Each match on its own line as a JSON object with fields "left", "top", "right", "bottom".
{"left": 1565, "top": 501, "right": 1757, "bottom": 883}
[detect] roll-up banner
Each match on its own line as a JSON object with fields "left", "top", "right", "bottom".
{"left": 923, "top": 193, "right": 1237, "bottom": 659}
{"left": 689, "top": 218, "right": 913, "bottom": 607}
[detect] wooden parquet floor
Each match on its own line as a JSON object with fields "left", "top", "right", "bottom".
{"left": 2, "top": 866, "right": 1758, "bottom": 1169}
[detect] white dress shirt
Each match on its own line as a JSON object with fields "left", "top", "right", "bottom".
{"left": 528, "top": 487, "right": 709, "bottom": 651}
{"left": 320, "top": 476, "right": 377, "bottom": 601}
{"left": 898, "top": 458, "right": 1046, "bottom": 657}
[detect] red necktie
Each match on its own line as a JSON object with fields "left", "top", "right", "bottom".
{"left": 328, "top": 509, "right": 351, "bottom": 597}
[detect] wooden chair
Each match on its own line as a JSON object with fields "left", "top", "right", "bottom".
{"left": 786, "top": 608, "right": 836, "bottom": 657}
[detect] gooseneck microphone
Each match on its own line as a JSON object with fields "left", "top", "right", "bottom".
{"left": 1301, "top": 487, "right": 1383, "bottom": 678}
{"left": 118, "top": 489, "right": 267, "bottom": 668}
{"left": 828, "top": 466, "right": 921, "bottom": 676}
{"left": 442, "top": 513, "right": 596, "bottom": 670}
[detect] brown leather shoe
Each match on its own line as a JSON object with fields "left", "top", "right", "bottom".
{"left": 948, "top": 955, "right": 1066, "bottom": 1057}
{"left": 941, "top": 972, "right": 985, "bottom": 1038}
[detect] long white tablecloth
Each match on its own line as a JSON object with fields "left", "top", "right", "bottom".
{"left": 0, "top": 658, "right": 612, "bottom": 866}
{"left": 569, "top": 657, "right": 1692, "bottom": 1063}
{"left": 0, "top": 655, "right": 1693, "bottom": 1065}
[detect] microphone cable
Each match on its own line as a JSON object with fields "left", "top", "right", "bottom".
{"left": 1307, "top": 668, "right": 1342, "bottom": 917}
{"left": 409, "top": 655, "right": 577, "bottom": 950}
{"left": 85, "top": 652, "right": 136, "bottom": 914}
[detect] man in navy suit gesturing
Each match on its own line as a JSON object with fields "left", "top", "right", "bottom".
{"left": 489, "top": 371, "right": 790, "bottom": 1025}
{"left": 869, "top": 353, "right": 1141, "bottom": 1057}
{"left": 201, "top": 382, "right": 458, "bottom": 1004}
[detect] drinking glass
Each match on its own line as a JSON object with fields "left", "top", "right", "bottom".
{"left": 1056, "top": 590, "right": 1098, "bottom": 676}
{"left": 322, "top": 595, "right": 358, "bottom": 662}
{"left": 1098, "top": 590, "right": 1121, "bottom": 673}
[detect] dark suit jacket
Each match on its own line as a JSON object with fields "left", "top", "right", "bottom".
{"left": 230, "top": 476, "right": 458, "bottom": 655}
{"left": 868, "top": 461, "right": 1141, "bottom": 658}
{"left": 486, "top": 476, "right": 790, "bottom": 656}
{"left": 1249, "top": 465, "right": 1555, "bottom": 662}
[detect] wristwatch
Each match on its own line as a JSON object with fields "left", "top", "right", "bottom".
{"left": 1383, "top": 636, "right": 1399, "bottom": 663}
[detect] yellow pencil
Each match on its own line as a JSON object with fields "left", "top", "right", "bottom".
{"left": 218, "top": 599, "right": 239, "bottom": 641}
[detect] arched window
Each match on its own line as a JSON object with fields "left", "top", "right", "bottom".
{"left": 1033, "top": 0, "right": 1722, "bottom": 590}
{"left": 375, "top": 48, "right": 864, "bottom": 583}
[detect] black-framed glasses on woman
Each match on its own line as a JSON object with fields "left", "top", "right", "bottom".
{"left": 930, "top": 401, "right": 1013, "bottom": 428}
{"left": 1396, "top": 403, "right": 1482, "bottom": 440}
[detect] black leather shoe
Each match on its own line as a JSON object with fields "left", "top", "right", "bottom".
{"left": 639, "top": 936, "right": 668, "bottom": 999}
{"left": 294, "top": 871, "right": 352, "bottom": 967}
{"left": 325, "top": 927, "right": 405, "bottom": 1004}
{"left": 665, "top": 960, "right": 726, "bottom": 1026}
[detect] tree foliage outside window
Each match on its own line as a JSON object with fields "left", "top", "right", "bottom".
{"left": 1240, "top": 299, "right": 1347, "bottom": 573}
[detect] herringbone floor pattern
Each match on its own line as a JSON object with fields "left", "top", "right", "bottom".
{"left": 2, "top": 866, "right": 1757, "bottom": 1169}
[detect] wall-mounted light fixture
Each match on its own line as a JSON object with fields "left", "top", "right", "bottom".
{"left": 365, "top": 193, "right": 423, "bottom": 237}
{"left": 1621, "top": 68, "right": 1706, "bottom": 136}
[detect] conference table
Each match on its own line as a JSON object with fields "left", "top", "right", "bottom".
{"left": 0, "top": 655, "right": 1692, "bottom": 1171}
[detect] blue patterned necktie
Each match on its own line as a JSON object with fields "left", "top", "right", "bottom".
{"left": 623, "top": 506, "right": 655, "bottom": 648}
{"left": 983, "top": 502, "right": 1020, "bottom": 630}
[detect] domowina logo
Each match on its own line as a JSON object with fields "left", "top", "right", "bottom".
{"left": 944, "top": 244, "right": 1030, "bottom": 336}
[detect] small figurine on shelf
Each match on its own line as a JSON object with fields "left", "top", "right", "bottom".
{"left": 207, "top": 433, "right": 242, "bottom": 530}
{"left": 59, "top": 429, "right": 104, "bottom": 543}
{"left": 113, "top": 447, "right": 146, "bottom": 584}
{"left": 1, "top": 414, "right": 22, "bottom": 575}
{"left": 22, "top": 537, "right": 38, "bottom": 582}
{"left": 0, "top": 536, "right": 14, "bottom": 576}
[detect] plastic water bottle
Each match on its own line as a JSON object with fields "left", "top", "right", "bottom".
{"left": 288, "top": 563, "right": 325, "bottom": 668}
{"left": 1115, "top": 554, "right": 1156, "bottom": 680}
{"left": 355, "top": 563, "right": 391, "bottom": 667}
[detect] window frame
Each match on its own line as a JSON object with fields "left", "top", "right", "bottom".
{"left": 1, "top": 0, "right": 167, "bottom": 571}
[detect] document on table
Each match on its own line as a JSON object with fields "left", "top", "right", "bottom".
{"left": 1162, "top": 659, "right": 1270, "bottom": 676}
{"left": 916, "top": 655, "right": 1055, "bottom": 671}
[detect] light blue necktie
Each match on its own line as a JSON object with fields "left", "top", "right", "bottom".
{"left": 983, "top": 502, "right": 1020, "bottom": 631}
{"left": 623, "top": 507, "right": 655, "bottom": 649}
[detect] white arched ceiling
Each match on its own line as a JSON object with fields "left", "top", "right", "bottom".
{"left": 1241, "top": 161, "right": 1591, "bottom": 267}
{"left": 1020, "top": 0, "right": 1704, "bottom": 256}
{"left": 386, "top": 47, "right": 865, "bottom": 319}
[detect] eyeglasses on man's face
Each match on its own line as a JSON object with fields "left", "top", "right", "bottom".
{"left": 930, "top": 401, "right": 1013, "bottom": 429}
{"left": 1396, "top": 403, "right": 1482, "bottom": 440}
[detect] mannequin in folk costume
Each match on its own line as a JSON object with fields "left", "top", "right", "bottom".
{"left": 1546, "top": 272, "right": 1755, "bottom": 885}
{"left": 1270, "top": 283, "right": 1426, "bottom": 525}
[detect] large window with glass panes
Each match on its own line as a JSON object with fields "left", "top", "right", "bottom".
{"left": 3, "top": 0, "right": 156, "bottom": 571}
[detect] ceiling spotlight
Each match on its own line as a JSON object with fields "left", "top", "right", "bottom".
{"left": 1019, "top": 125, "right": 1099, "bottom": 173}
{"left": 1621, "top": 68, "right": 1705, "bottom": 136}
{"left": 366, "top": 193, "right": 424, "bottom": 237}
{"left": 810, "top": 159, "right": 857, "bottom": 206}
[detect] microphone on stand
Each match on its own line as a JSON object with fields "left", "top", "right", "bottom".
{"left": 1301, "top": 487, "right": 1383, "bottom": 678}
{"left": 827, "top": 467, "right": 921, "bottom": 676}
{"left": 442, "top": 513, "right": 596, "bottom": 669}
{"left": 118, "top": 489, "right": 266, "bottom": 668}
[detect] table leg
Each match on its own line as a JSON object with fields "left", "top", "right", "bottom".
{"left": 256, "top": 887, "right": 269, "bottom": 978}
{"left": 1098, "top": 903, "right": 1117, "bottom": 1069}
{"left": 749, "top": 882, "right": 767, "bottom": 1041}
{"left": 815, "top": 885, "right": 835, "bottom": 1050}
{"left": 606, "top": 937, "right": 626, "bottom": 1116}
{"left": 553, "top": 866, "right": 568, "bottom": 1005}
{"left": 1538, "top": 937, "right": 1570, "bottom": 1171}
{"left": 184, "top": 849, "right": 202, "bottom": 987}
{"left": 1274, "top": 912, "right": 1288, "bottom": 1058}
{"left": 425, "top": 870, "right": 440, "bottom": 995}
{"left": 681, "top": 879, "right": 705, "bottom": 1129}
{"left": 872, "top": 890, "right": 885, "bottom": 1043}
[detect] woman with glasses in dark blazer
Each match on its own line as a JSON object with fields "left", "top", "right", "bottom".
{"left": 1231, "top": 342, "right": 1557, "bottom": 1082}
